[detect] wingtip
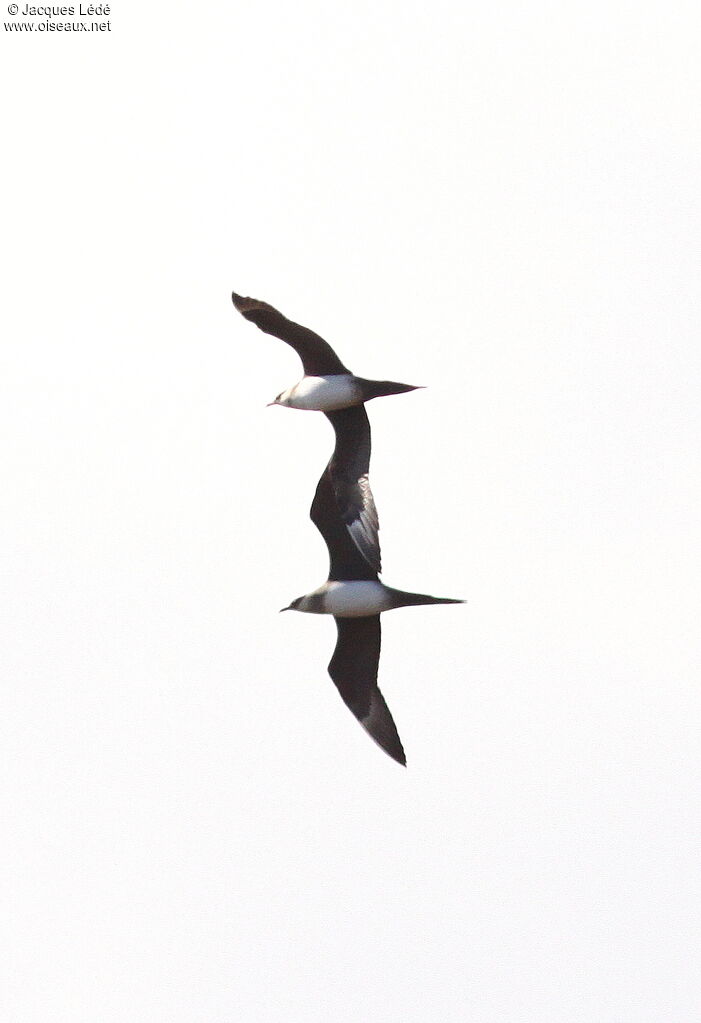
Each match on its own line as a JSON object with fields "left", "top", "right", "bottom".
{"left": 231, "top": 290, "right": 258, "bottom": 312}
{"left": 360, "top": 689, "right": 406, "bottom": 766}
{"left": 386, "top": 740, "right": 407, "bottom": 767}
{"left": 231, "top": 291, "right": 278, "bottom": 319}
{"left": 371, "top": 733, "right": 406, "bottom": 767}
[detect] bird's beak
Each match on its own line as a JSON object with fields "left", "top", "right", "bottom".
{"left": 279, "top": 605, "right": 291, "bottom": 613}
{"left": 266, "top": 401, "right": 276, "bottom": 408}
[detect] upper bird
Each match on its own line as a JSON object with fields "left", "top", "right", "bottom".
{"left": 232, "top": 291, "right": 421, "bottom": 574}
{"left": 231, "top": 292, "right": 421, "bottom": 411}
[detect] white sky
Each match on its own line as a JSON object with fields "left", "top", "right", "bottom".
{"left": 2, "top": 1, "right": 700, "bottom": 1020}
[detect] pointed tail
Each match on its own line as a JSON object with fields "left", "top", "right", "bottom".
{"left": 360, "top": 379, "right": 424, "bottom": 400}
{"left": 387, "top": 588, "right": 465, "bottom": 609}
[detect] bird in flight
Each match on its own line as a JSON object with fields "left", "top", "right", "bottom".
{"left": 279, "top": 467, "right": 464, "bottom": 766}
{"left": 231, "top": 292, "right": 421, "bottom": 574}
{"left": 232, "top": 289, "right": 462, "bottom": 765}
{"left": 231, "top": 292, "right": 421, "bottom": 412}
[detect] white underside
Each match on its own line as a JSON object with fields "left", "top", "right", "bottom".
{"left": 279, "top": 375, "right": 361, "bottom": 411}
{"left": 316, "top": 580, "right": 391, "bottom": 617}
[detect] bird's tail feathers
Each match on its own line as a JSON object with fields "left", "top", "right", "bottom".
{"left": 387, "top": 588, "right": 465, "bottom": 609}
{"left": 359, "top": 379, "right": 423, "bottom": 400}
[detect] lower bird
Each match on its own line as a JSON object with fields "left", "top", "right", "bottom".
{"left": 281, "top": 469, "right": 463, "bottom": 766}
{"left": 281, "top": 580, "right": 463, "bottom": 618}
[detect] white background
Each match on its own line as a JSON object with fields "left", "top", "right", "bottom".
{"left": 1, "top": 2, "right": 700, "bottom": 1020}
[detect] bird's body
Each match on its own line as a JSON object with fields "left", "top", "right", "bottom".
{"left": 273, "top": 374, "right": 363, "bottom": 411}
{"left": 282, "top": 579, "right": 464, "bottom": 617}
{"left": 272, "top": 374, "right": 420, "bottom": 411}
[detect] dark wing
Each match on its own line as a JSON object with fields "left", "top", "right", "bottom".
{"left": 325, "top": 406, "right": 381, "bottom": 574}
{"left": 231, "top": 292, "right": 350, "bottom": 376}
{"left": 328, "top": 616, "right": 405, "bottom": 766}
{"left": 310, "top": 470, "right": 377, "bottom": 582}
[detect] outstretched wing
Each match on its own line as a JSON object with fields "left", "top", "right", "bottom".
{"left": 328, "top": 616, "right": 405, "bottom": 766}
{"left": 325, "top": 406, "right": 381, "bottom": 574}
{"left": 231, "top": 292, "right": 350, "bottom": 376}
{"left": 310, "top": 470, "right": 377, "bottom": 581}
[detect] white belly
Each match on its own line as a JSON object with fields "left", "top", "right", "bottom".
{"left": 321, "top": 581, "right": 391, "bottom": 617}
{"left": 285, "top": 375, "right": 361, "bottom": 411}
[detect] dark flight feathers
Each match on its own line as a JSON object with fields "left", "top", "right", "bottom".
{"left": 328, "top": 616, "right": 406, "bottom": 766}
{"left": 310, "top": 469, "right": 377, "bottom": 582}
{"left": 231, "top": 292, "right": 350, "bottom": 376}
{"left": 324, "top": 406, "right": 380, "bottom": 574}
{"left": 232, "top": 291, "right": 381, "bottom": 572}
{"left": 233, "top": 290, "right": 405, "bottom": 765}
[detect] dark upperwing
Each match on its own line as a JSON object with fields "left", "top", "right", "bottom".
{"left": 310, "top": 468, "right": 378, "bottom": 581}
{"left": 231, "top": 292, "right": 350, "bottom": 376}
{"left": 324, "top": 406, "right": 381, "bottom": 574}
{"left": 328, "top": 616, "right": 406, "bottom": 766}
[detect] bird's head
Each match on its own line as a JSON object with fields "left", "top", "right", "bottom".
{"left": 267, "top": 388, "right": 294, "bottom": 408}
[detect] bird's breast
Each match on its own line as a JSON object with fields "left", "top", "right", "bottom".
{"left": 321, "top": 581, "right": 391, "bottom": 616}
{"left": 288, "top": 375, "right": 362, "bottom": 411}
